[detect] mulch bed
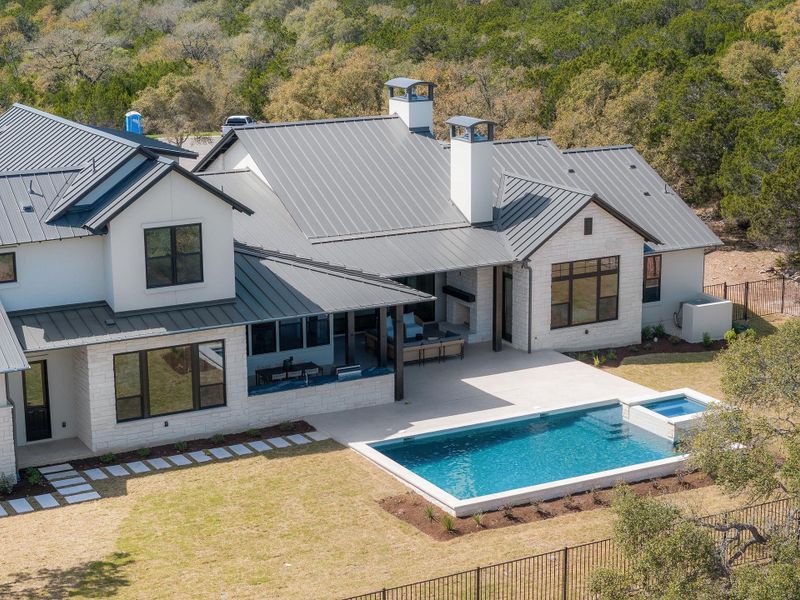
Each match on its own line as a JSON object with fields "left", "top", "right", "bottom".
{"left": 68, "top": 420, "right": 315, "bottom": 471}
{"left": 568, "top": 337, "right": 725, "bottom": 368}
{"left": 380, "top": 471, "right": 713, "bottom": 541}
{"left": 0, "top": 474, "right": 55, "bottom": 501}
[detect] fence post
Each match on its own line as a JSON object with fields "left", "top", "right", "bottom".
{"left": 743, "top": 281, "right": 750, "bottom": 320}
{"left": 475, "top": 566, "right": 481, "bottom": 600}
{"left": 381, "top": 588, "right": 386, "bottom": 600}
{"left": 781, "top": 276, "right": 786, "bottom": 314}
{"left": 723, "top": 281, "right": 727, "bottom": 300}
{"left": 562, "top": 547, "right": 569, "bottom": 600}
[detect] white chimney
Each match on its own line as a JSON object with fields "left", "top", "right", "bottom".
{"left": 385, "top": 78, "right": 435, "bottom": 134}
{"left": 447, "top": 116, "right": 496, "bottom": 224}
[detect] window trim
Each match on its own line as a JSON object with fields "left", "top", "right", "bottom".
{"left": 643, "top": 254, "right": 662, "bottom": 303}
{"left": 583, "top": 217, "right": 593, "bottom": 236}
{"left": 0, "top": 252, "right": 17, "bottom": 284}
{"left": 551, "top": 255, "right": 620, "bottom": 330}
{"left": 144, "top": 223, "right": 204, "bottom": 289}
{"left": 114, "top": 339, "right": 226, "bottom": 423}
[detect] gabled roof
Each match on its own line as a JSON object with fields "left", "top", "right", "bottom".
{"left": 0, "top": 300, "right": 28, "bottom": 373}
{"left": 88, "top": 126, "right": 198, "bottom": 159}
{"left": 9, "top": 247, "right": 432, "bottom": 352}
{"left": 496, "top": 172, "right": 660, "bottom": 260}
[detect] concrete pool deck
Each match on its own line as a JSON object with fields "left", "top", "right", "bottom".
{"left": 307, "top": 344, "right": 653, "bottom": 445}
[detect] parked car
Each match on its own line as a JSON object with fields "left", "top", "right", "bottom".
{"left": 221, "top": 115, "right": 255, "bottom": 134}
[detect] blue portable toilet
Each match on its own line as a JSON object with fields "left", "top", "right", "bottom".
{"left": 125, "top": 111, "right": 142, "bottom": 135}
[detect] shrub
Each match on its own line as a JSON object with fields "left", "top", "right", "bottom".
{"left": 591, "top": 487, "right": 603, "bottom": 505}
{"left": 100, "top": 452, "right": 116, "bottom": 464}
{"left": 628, "top": 345, "right": 639, "bottom": 353}
{"left": 654, "top": 324, "right": 666, "bottom": 339}
{"left": 424, "top": 505, "right": 436, "bottom": 522}
{"left": 137, "top": 447, "right": 151, "bottom": 458}
{"left": 593, "top": 354, "right": 603, "bottom": 367}
{"left": 472, "top": 512, "right": 484, "bottom": 528}
{"left": 278, "top": 421, "right": 295, "bottom": 432}
{"left": 0, "top": 473, "right": 12, "bottom": 495}
{"left": 532, "top": 500, "right": 548, "bottom": 516}
{"left": 247, "top": 428, "right": 261, "bottom": 437}
{"left": 174, "top": 441, "right": 188, "bottom": 452}
{"left": 563, "top": 493, "right": 577, "bottom": 510}
{"left": 642, "top": 326, "right": 655, "bottom": 341}
{"left": 441, "top": 514, "right": 456, "bottom": 533}
{"left": 576, "top": 352, "right": 588, "bottom": 362}
{"left": 724, "top": 328, "right": 737, "bottom": 344}
{"left": 642, "top": 342, "right": 652, "bottom": 350}
{"left": 211, "top": 433, "right": 225, "bottom": 444}
{"left": 25, "top": 467, "right": 43, "bottom": 486}
{"left": 606, "top": 348, "right": 617, "bottom": 361}
{"left": 502, "top": 504, "right": 515, "bottom": 520}
{"left": 668, "top": 335, "right": 681, "bottom": 345}
{"left": 702, "top": 332, "right": 712, "bottom": 348}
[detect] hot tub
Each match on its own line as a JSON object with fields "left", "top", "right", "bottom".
{"left": 620, "top": 388, "right": 720, "bottom": 442}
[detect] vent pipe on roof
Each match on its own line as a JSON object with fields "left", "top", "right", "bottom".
{"left": 447, "top": 116, "right": 496, "bottom": 224}
{"left": 385, "top": 78, "right": 435, "bottom": 135}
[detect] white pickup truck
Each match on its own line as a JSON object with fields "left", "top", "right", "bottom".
{"left": 221, "top": 115, "right": 255, "bottom": 134}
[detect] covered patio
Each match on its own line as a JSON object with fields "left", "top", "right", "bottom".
{"left": 307, "top": 343, "right": 653, "bottom": 445}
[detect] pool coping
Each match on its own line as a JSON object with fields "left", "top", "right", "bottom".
{"left": 352, "top": 397, "right": 690, "bottom": 517}
{"left": 620, "top": 387, "right": 721, "bottom": 426}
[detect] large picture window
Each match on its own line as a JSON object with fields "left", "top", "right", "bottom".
{"left": 144, "top": 224, "right": 203, "bottom": 288}
{"left": 643, "top": 254, "right": 662, "bottom": 303}
{"left": 248, "top": 315, "right": 333, "bottom": 355}
{"left": 114, "top": 340, "right": 225, "bottom": 422}
{"left": 306, "top": 315, "right": 330, "bottom": 348}
{"left": 551, "top": 256, "right": 619, "bottom": 329}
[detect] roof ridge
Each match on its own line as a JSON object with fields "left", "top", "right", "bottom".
{"left": 500, "top": 169, "right": 595, "bottom": 197}
{"left": 492, "top": 135, "right": 553, "bottom": 146}
{"left": 236, "top": 114, "right": 398, "bottom": 131}
{"left": 194, "top": 168, "right": 252, "bottom": 177}
{"left": 10, "top": 103, "right": 140, "bottom": 150}
{"left": 0, "top": 166, "right": 84, "bottom": 178}
{"left": 562, "top": 144, "right": 634, "bottom": 155}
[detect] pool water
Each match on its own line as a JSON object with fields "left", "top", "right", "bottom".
{"left": 371, "top": 405, "right": 677, "bottom": 500}
{"left": 643, "top": 396, "right": 706, "bottom": 418}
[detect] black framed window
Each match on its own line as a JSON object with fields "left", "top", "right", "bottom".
{"left": 643, "top": 254, "right": 662, "bottom": 303}
{"left": 114, "top": 340, "right": 225, "bottom": 422}
{"left": 306, "top": 315, "right": 330, "bottom": 347}
{"left": 584, "top": 217, "right": 593, "bottom": 235}
{"left": 551, "top": 256, "right": 619, "bottom": 329}
{"left": 279, "top": 318, "right": 303, "bottom": 351}
{"left": 0, "top": 252, "right": 16, "bottom": 283}
{"left": 251, "top": 322, "right": 277, "bottom": 355}
{"left": 144, "top": 224, "right": 203, "bottom": 288}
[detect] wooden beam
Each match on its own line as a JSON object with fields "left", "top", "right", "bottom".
{"left": 378, "top": 307, "right": 388, "bottom": 367}
{"left": 345, "top": 311, "right": 356, "bottom": 364}
{"left": 492, "top": 265, "right": 503, "bottom": 352}
{"left": 393, "top": 305, "right": 404, "bottom": 401}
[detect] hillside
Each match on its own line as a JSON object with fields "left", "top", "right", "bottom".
{"left": 0, "top": 0, "right": 799, "bottom": 256}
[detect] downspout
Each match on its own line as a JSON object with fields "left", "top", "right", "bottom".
{"left": 525, "top": 261, "right": 533, "bottom": 353}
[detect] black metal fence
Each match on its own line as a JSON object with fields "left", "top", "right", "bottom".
{"left": 704, "top": 277, "right": 800, "bottom": 320}
{"left": 344, "top": 498, "right": 797, "bottom": 600}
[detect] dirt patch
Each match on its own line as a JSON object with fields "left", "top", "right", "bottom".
{"left": 704, "top": 248, "right": 784, "bottom": 286}
{"left": 567, "top": 337, "right": 724, "bottom": 368}
{"left": 69, "top": 420, "right": 315, "bottom": 471}
{"left": 381, "top": 471, "right": 713, "bottom": 540}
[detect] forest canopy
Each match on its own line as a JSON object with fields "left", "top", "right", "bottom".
{"left": 1, "top": 0, "right": 799, "bottom": 253}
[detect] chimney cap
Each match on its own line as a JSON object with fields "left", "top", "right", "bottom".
{"left": 385, "top": 78, "right": 435, "bottom": 102}
{"left": 447, "top": 116, "right": 496, "bottom": 142}
{"left": 385, "top": 77, "right": 436, "bottom": 89}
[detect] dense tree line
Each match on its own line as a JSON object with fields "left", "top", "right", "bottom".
{"left": 0, "top": 0, "right": 798, "bottom": 256}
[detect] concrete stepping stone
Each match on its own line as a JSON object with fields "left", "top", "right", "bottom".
{"left": 57, "top": 483, "right": 93, "bottom": 496}
{"left": 105, "top": 465, "right": 130, "bottom": 477}
{"left": 125, "top": 461, "right": 151, "bottom": 474}
{"left": 0, "top": 503, "right": 7, "bottom": 517}
{"left": 51, "top": 476, "right": 87, "bottom": 489}
{"left": 39, "top": 463, "right": 72, "bottom": 475}
{"left": 84, "top": 468, "right": 108, "bottom": 481}
{"left": 188, "top": 451, "right": 211, "bottom": 463}
{"left": 34, "top": 494, "right": 59, "bottom": 509}
{"left": 146, "top": 458, "right": 171, "bottom": 470}
{"left": 209, "top": 447, "right": 233, "bottom": 459}
{"left": 64, "top": 491, "right": 101, "bottom": 504}
{"left": 306, "top": 431, "right": 331, "bottom": 441}
{"left": 45, "top": 469, "right": 80, "bottom": 481}
{"left": 229, "top": 444, "right": 252, "bottom": 456}
{"left": 167, "top": 454, "right": 191, "bottom": 466}
{"left": 287, "top": 434, "right": 311, "bottom": 445}
{"left": 8, "top": 498, "right": 33, "bottom": 514}
{"left": 247, "top": 440, "right": 271, "bottom": 452}
{"left": 267, "top": 437, "right": 290, "bottom": 449}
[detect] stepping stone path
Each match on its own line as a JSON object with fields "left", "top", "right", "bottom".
{"left": 209, "top": 447, "right": 233, "bottom": 459}
{"left": 58, "top": 483, "right": 93, "bottom": 496}
{"left": 8, "top": 498, "right": 34, "bottom": 514}
{"left": 0, "top": 504, "right": 7, "bottom": 517}
{"left": 45, "top": 469, "right": 80, "bottom": 481}
{"left": 125, "top": 461, "right": 151, "bottom": 474}
{"left": 167, "top": 454, "right": 192, "bottom": 466}
{"left": 306, "top": 431, "right": 331, "bottom": 441}
{"left": 65, "top": 491, "right": 101, "bottom": 504}
{"left": 247, "top": 440, "right": 271, "bottom": 452}
{"left": 287, "top": 434, "right": 311, "bottom": 445}
{"left": 188, "top": 451, "right": 211, "bottom": 463}
{"left": 51, "top": 475, "right": 86, "bottom": 487}
{"left": 267, "top": 437, "right": 290, "bottom": 449}
{"left": 146, "top": 458, "right": 171, "bottom": 470}
{"left": 105, "top": 465, "right": 130, "bottom": 477}
{"left": 38, "top": 463, "right": 72, "bottom": 475}
{"left": 229, "top": 444, "right": 252, "bottom": 456}
{"left": 84, "top": 468, "right": 108, "bottom": 481}
{"left": 34, "top": 494, "right": 59, "bottom": 509}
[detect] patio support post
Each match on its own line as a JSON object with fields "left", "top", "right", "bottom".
{"left": 492, "top": 265, "right": 503, "bottom": 352}
{"left": 345, "top": 311, "right": 356, "bottom": 364}
{"left": 393, "top": 304, "right": 404, "bottom": 401}
{"left": 378, "top": 307, "right": 388, "bottom": 367}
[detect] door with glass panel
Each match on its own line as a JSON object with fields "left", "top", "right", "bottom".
{"left": 24, "top": 361, "right": 52, "bottom": 442}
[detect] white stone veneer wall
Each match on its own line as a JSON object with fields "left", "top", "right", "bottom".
{"left": 0, "top": 402, "right": 16, "bottom": 484}
{"left": 81, "top": 326, "right": 393, "bottom": 453}
{"left": 519, "top": 203, "right": 645, "bottom": 352}
{"left": 445, "top": 267, "right": 494, "bottom": 343}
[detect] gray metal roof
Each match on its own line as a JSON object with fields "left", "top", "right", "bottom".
{"left": 0, "top": 300, "right": 28, "bottom": 372}
{"left": 199, "top": 170, "right": 514, "bottom": 276}
{"left": 89, "top": 126, "right": 198, "bottom": 159}
{"left": 0, "top": 169, "right": 93, "bottom": 245}
{"left": 216, "top": 116, "right": 466, "bottom": 240}
{"left": 492, "top": 138, "right": 721, "bottom": 252}
{"left": 496, "top": 173, "right": 660, "bottom": 260}
{"left": 10, "top": 248, "right": 431, "bottom": 352}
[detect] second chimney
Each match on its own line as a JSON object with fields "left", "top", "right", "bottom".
{"left": 447, "top": 116, "right": 496, "bottom": 224}
{"left": 385, "top": 78, "right": 435, "bottom": 134}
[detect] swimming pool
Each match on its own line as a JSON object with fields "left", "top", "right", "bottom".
{"left": 370, "top": 404, "right": 677, "bottom": 501}
{"left": 643, "top": 396, "right": 707, "bottom": 418}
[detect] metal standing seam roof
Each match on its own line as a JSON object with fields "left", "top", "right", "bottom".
{"left": 492, "top": 138, "right": 722, "bottom": 252}
{"left": 0, "top": 300, "right": 29, "bottom": 372}
{"left": 208, "top": 116, "right": 467, "bottom": 240}
{"left": 9, "top": 247, "right": 432, "bottom": 352}
{"left": 88, "top": 126, "right": 199, "bottom": 159}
